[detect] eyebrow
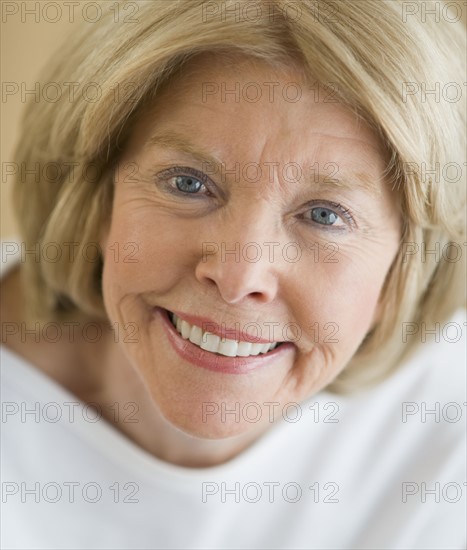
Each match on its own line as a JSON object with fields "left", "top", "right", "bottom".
{"left": 146, "top": 130, "right": 223, "bottom": 168}
{"left": 145, "top": 130, "right": 382, "bottom": 197}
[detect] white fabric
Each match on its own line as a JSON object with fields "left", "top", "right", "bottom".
{"left": 1, "top": 241, "right": 466, "bottom": 549}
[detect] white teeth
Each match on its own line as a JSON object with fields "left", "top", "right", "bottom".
{"left": 260, "top": 342, "right": 274, "bottom": 353}
{"left": 200, "top": 332, "right": 221, "bottom": 353}
{"left": 181, "top": 320, "right": 191, "bottom": 339}
{"left": 171, "top": 313, "right": 280, "bottom": 357}
{"left": 249, "top": 343, "right": 263, "bottom": 356}
{"left": 188, "top": 325, "right": 203, "bottom": 346}
{"left": 236, "top": 341, "right": 252, "bottom": 357}
{"left": 217, "top": 339, "right": 238, "bottom": 357}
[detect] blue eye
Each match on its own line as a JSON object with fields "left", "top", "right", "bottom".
{"left": 310, "top": 207, "right": 340, "bottom": 226}
{"left": 174, "top": 175, "right": 204, "bottom": 194}
{"left": 156, "top": 166, "right": 213, "bottom": 197}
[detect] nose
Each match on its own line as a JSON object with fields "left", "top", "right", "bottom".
{"left": 194, "top": 219, "right": 281, "bottom": 305}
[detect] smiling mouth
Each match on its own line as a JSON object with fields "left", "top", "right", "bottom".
{"left": 166, "top": 310, "right": 284, "bottom": 358}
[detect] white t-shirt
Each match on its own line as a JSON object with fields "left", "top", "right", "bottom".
{"left": 1, "top": 242, "right": 466, "bottom": 550}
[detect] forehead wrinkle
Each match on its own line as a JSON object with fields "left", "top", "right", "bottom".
{"left": 306, "top": 131, "right": 386, "bottom": 156}
{"left": 144, "top": 129, "right": 384, "bottom": 199}
{"left": 145, "top": 129, "right": 224, "bottom": 168}
{"left": 309, "top": 173, "right": 383, "bottom": 198}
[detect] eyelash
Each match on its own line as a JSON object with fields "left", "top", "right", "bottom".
{"left": 155, "top": 165, "right": 356, "bottom": 229}
{"left": 301, "top": 201, "right": 356, "bottom": 229}
{"left": 156, "top": 166, "right": 214, "bottom": 197}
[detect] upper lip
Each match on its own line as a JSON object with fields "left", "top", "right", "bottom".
{"left": 167, "top": 309, "right": 283, "bottom": 344}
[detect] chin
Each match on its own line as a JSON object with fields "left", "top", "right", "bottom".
{"left": 156, "top": 398, "right": 264, "bottom": 440}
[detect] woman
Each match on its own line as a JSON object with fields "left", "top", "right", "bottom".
{"left": 1, "top": 0, "right": 465, "bottom": 548}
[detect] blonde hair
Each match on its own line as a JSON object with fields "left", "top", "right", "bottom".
{"left": 12, "top": 0, "right": 466, "bottom": 392}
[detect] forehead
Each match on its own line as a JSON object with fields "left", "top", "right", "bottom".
{"left": 124, "top": 53, "right": 389, "bottom": 187}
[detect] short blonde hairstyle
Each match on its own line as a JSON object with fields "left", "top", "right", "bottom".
{"left": 12, "top": 0, "right": 466, "bottom": 392}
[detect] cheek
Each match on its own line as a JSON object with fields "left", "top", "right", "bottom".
{"left": 101, "top": 198, "right": 197, "bottom": 310}
{"left": 294, "top": 239, "right": 398, "bottom": 356}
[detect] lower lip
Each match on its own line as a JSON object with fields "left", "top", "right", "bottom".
{"left": 156, "top": 308, "right": 295, "bottom": 374}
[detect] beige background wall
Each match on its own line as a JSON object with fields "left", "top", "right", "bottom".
{"left": 1, "top": 0, "right": 80, "bottom": 238}
{"left": 1, "top": 0, "right": 466, "bottom": 239}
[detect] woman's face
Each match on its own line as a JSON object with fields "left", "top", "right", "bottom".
{"left": 102, "top": 55, "right": 401, "bottom": 438}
